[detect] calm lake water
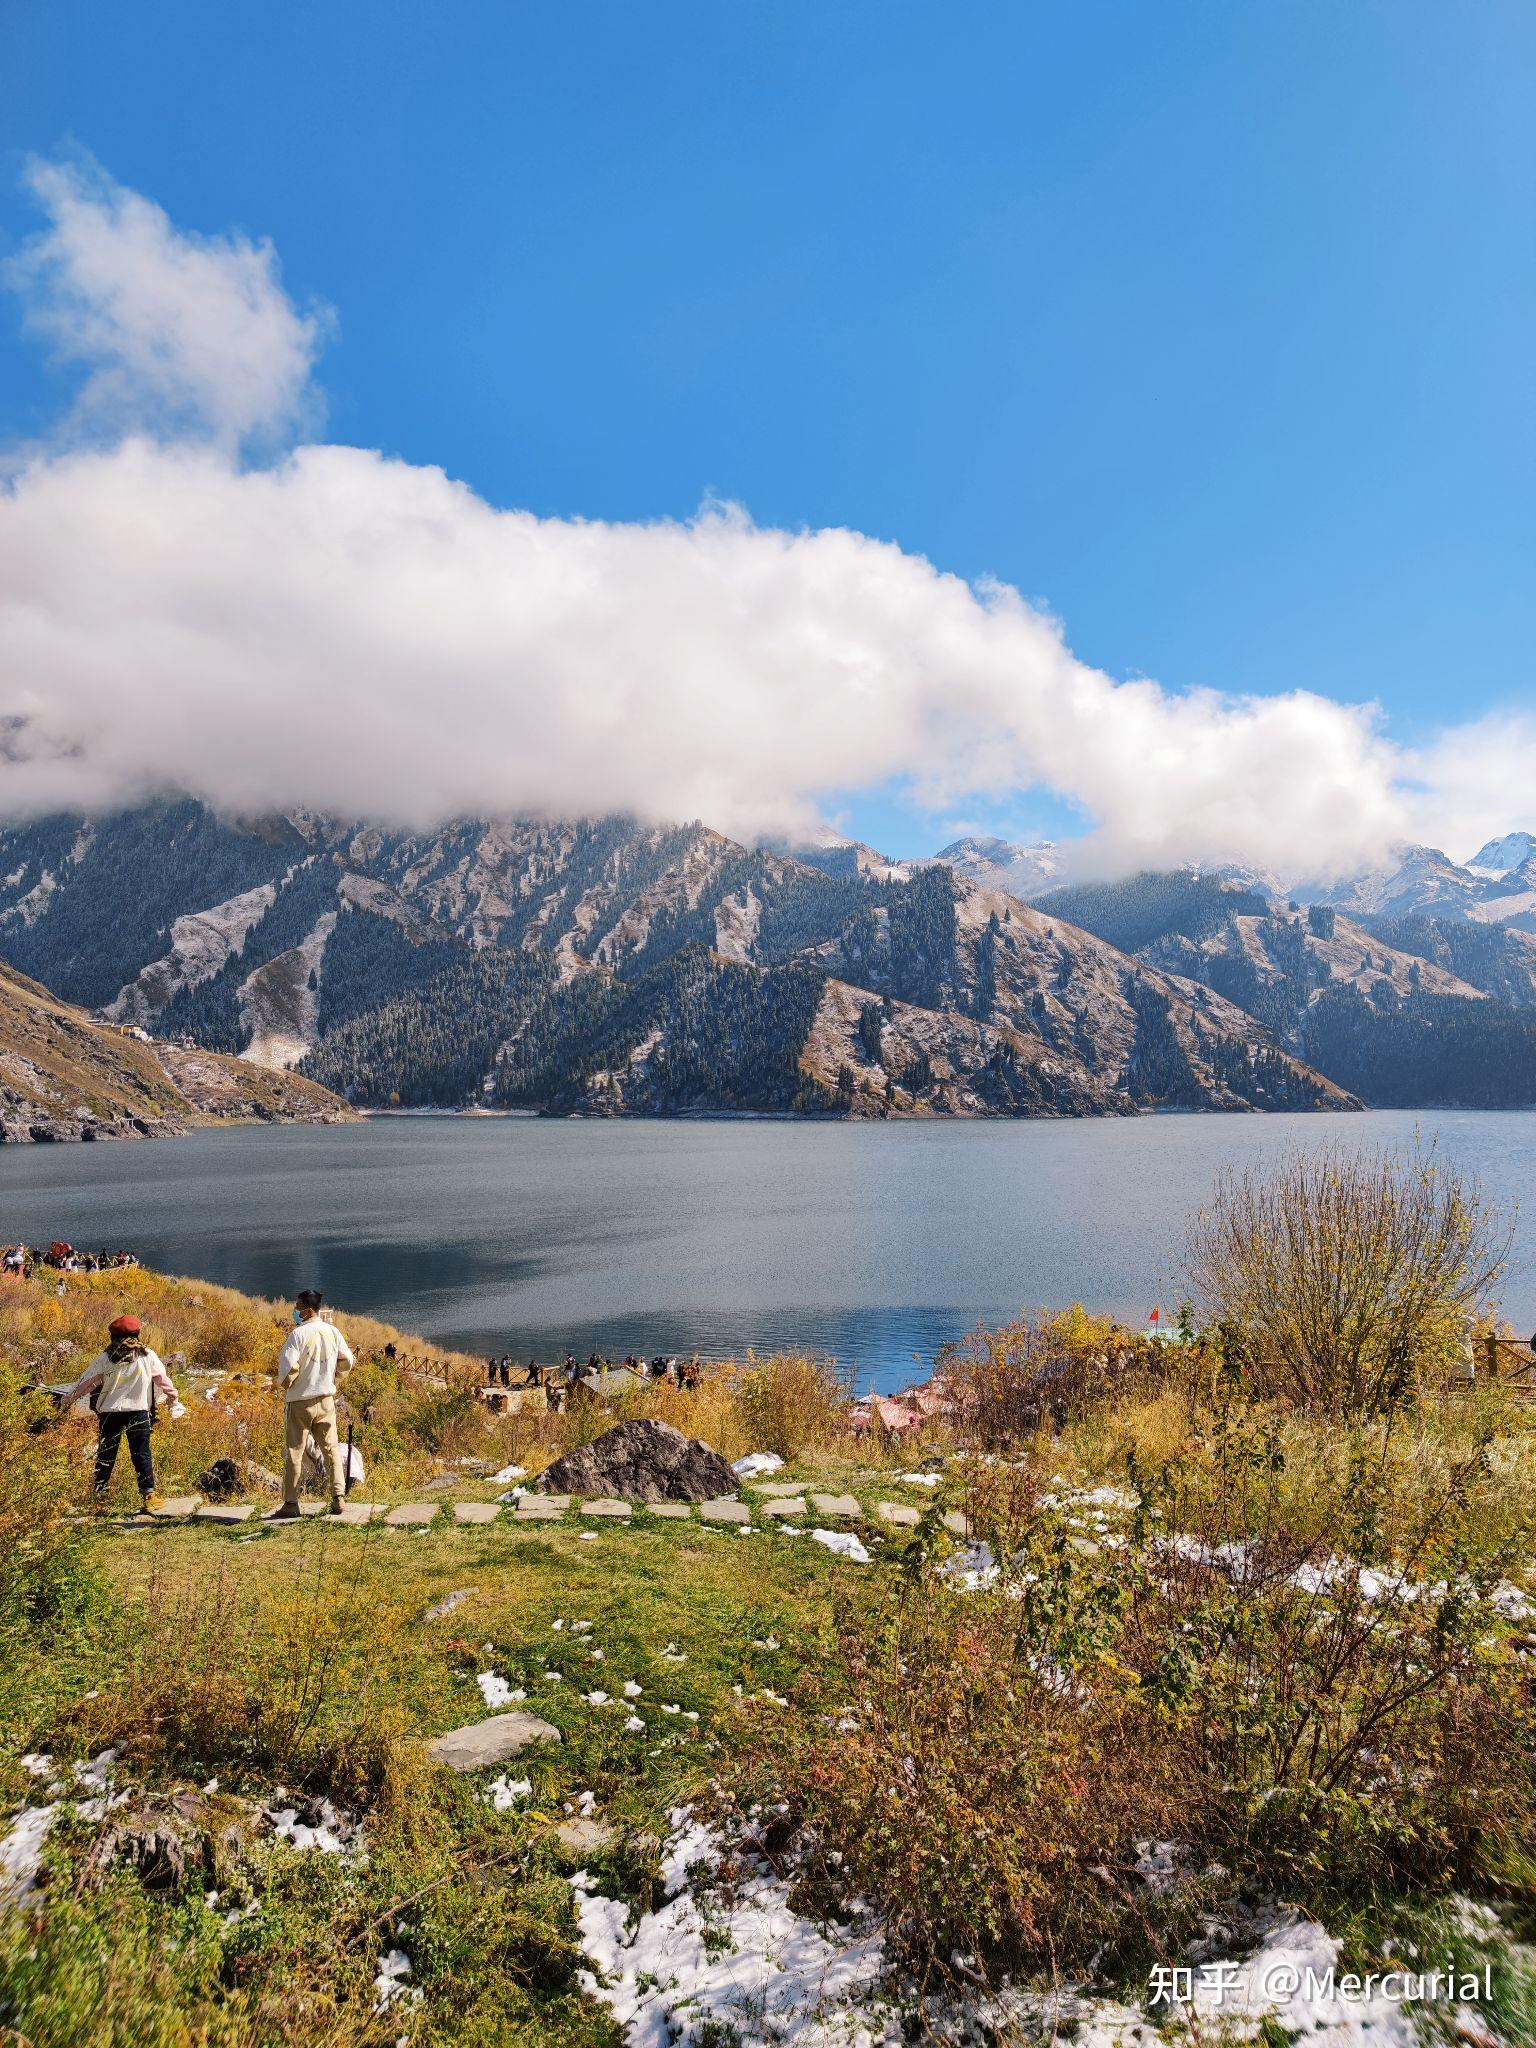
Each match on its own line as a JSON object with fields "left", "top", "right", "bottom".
{"left": 2, "top": 1110, "right": 1531, "bottom": 1392}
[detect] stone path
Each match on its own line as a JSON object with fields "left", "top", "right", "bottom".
{"left": 113, "top": 1488, "right": 965, "bottom": 1543}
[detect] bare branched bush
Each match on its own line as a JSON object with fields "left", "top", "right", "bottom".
{"left": 1185, "top": 1142, "right": 1510, "bottom": 1413}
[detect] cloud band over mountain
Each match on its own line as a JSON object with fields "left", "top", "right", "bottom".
{"left": 1, "top": 155, "right": 1529, "bottom": 877}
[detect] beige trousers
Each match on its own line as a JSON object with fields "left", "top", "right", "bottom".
{"left": 283, "top": 1393, "right": 344, "bottom": 1505}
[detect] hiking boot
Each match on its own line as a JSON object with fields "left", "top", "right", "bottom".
{"left": 270, "top": 1502, "right": 303, "bottom": 1520}
{"left": 140, "top": 1491, "right": 166, "bottom": 1515}
{"left": 328, "top": 1496, "right": 346, "bottom": 1516}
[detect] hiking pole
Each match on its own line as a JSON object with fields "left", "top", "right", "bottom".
{"left": 345, "top": 1417, "right": 355, "bottom": 1495}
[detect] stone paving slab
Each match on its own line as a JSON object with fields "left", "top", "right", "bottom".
{"left": 749, "top": 1482, "right": 806, "bottom": 1497}
{"left": 453, "top": 1502, "right": 501, "bottom": 1524}
{"left": 875, "top": 1501, "right": 921, "bottom": 1527}
{"left": 196, "top": 1503, "right": 255, "bottom": 1523}
{"left": 645, "top": 1502, "right": 693, "bottom": 1519}
{"left": 149, "top": 1496, "right": 203, "bottom": 1518}
{"left": 428, "top": 1711, "right": 561, "bottom": 1772}
{"left": 761, "top": 1497, "right": 807, "bottom": 1518}
{"left": 699, "top": 1497, "right": 752, "bottom": 1524}
{"left": 580, "top": 1499, "right": 633, "bottom": 1518}
{"left": 514, "top": 1497, "right": 566, "bottom": 1520}
{"left": 942, "top": 1510, "right": 970, "bottom": 1537}
{"left": 809, "top": 1493, "right": 861, "bottom": 1519}
{"left": 384, "top": 1502, "right": 440, "bottom": 1526}
{"left": 335, "top": 1501, "right": 382, "bottom": 1524}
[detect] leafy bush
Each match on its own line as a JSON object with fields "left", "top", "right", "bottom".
{"left": 723, "top": 1409, "right": 1536, "bottom": 1978}
{"left": 934, "top": 1305, "right": 1170, "bottom": 1446}
{"left": 1186, "top": 1141, "right": 1509, "bottom": 1412}
{"left": 0, "top": 1358, "right": 98, "bottom": 1670}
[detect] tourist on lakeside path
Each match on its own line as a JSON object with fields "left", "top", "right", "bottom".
{"left": 61, "top": 1313, "right": 183, "bottom": 1514}
{"left": 273, "top": 1289, "right": 355, "bottom": 1519}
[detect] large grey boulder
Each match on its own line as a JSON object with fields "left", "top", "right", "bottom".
{"left": 534, "top": 1419, "right": 738, "bottom": 1504}
{"left": 428, "top": 1711, "right": 561, "bottom": 1771}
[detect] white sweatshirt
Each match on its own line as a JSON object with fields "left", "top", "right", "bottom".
{"left": 277, "top": 1317, "right": 356, "bottom": 1403}
{"left": 66, "top": 1345, "right": 179, "bottom": 1415}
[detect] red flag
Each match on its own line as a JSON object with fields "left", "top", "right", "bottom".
{"left": 1148, "top": 1306, "right": 1160, "bottom": 1324}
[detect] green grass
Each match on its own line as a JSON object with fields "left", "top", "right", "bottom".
{"left": 0, "top": 1469, "right": 904, "bottom": 2048}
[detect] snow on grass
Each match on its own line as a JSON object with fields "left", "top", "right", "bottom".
{"left": 571, "top": 1809, "right": 886, "bottom": 2048}
{"left": 733, "top": 1453, "right": 785, "bottom": 1480}
{"left": 477, "top": 1671, "right": 516, "bottom": 1708}
{"left": 571, "top": 1815, "right": 1431, "bottom": 2048}
{"left": 809, "top": 1530, "right": 871, "bottom": 1564}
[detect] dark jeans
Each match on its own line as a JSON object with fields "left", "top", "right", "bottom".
{"left": 95, "top": 1409, "right": 155, "bottom": 1497}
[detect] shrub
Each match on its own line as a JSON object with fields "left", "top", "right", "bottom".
{"left": 1185, "top": 1141, "right": 1509, "bottom": 1413}
{"left": 733, "top": 1352, "right": 852, "bottom": 1461}
{"left": 934, "top": 1305, "right": 1168, "bottom": 1447}
{"left": 723, "top": 1410, "right": 1536, "bottom": 1978}
{"left": 0, "top": 1359, "right": 98, "bottom": 1671}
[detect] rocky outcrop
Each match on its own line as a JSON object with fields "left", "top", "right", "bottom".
{"left": 0, "top": 961, "right": 354, "bottom": 1142}
{"left": 534, "top": 1419, "right": 739, "bottom": 1503}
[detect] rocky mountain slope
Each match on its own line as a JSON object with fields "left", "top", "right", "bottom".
{"left": 1037, "top": 871, "right": 1536, "bottom": 1108}
{"left": 0, "top": 800, "right": 1352, "bottom": 1120}
{"left": 0, "top": 960, "right": 352, "bottom": 1142}
{"left": 926, "top": 834, "right": 1067, "bottom": 899}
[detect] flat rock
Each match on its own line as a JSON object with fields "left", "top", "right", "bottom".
{"left": 514, "top": 1497, "right": 566, "bottom": 1520}
{"left": 385, "top": 1503, "right": 439, "bottom": 1526}
{"left": 148, "top": 1496, "right": 203, "bottom": 1518}
{"left": 942, "top": 1510, "right": 970, "bottom": 1537}
{"left": 536, "top": 1419, "right": 738, "bottom": 1503}
{"left": 809, "top": 1493, "right": 861, "bottom": 1519}
{"left": 555, "top": 1816, "right": 615, "bottom": 1855}
{"left": 196, "top": 1503, "right": 255, "bottom": 1523}
{"left": 646, "top": 1502, "right": 693, "bottom": 1519}
{"left": 876, "top": 1502, "right": 921, "bottom": 1527}
{"left": 427, "top": 1712, "right": 561, "bottom": 1772}
{"left": 580, "top": 1498, "right": 633, "bottom": 1518}
{"left": 336, "top": 1501, "right": 381, "bottom": 1523}
{"left": 699, "top": 1497, "right": 751, "bottom": 1524}
{"left": 453, "top": 1502, "right": 501, "bottom": 1524}
{"left": 761, "top": 1497, "right": 807, "bottom": 1518}
{"left": 424, "top": 1587, "right": 477, "bottom": 1622}
{"left": 750, "top": 1482, "right": 808, "bottom": 1497}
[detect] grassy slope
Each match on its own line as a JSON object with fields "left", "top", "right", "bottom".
{"left": 4, "top": 1269, "right": 1536, "bottom": 2047}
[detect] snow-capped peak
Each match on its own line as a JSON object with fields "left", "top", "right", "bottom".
{"left": 1467, "top": 830, "right": 1536, "bottom": 879}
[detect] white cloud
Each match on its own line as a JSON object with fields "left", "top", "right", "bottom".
{"left": 0, "top": 157, "right": 1529, "bottom": 878}
{"left": 5, "top": 154, "right": 327, "bottom": 454}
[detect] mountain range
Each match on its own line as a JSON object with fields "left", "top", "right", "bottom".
{"left": 0, "top": 799, "right": 1531, "bottom": 1122}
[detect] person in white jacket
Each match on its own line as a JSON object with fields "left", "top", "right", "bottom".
{"left": 273, "top": 1288, "right": 355, "bottom": 1518}
{"left": 63, "top": 1313, "right": 184, "bottom": 1512}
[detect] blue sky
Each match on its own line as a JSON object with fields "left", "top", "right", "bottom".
{"left": 1, "top": 0, "right": 1531, "bottom": 863}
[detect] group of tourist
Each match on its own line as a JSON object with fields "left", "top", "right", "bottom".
{"left": 53, "top": 1288, "right": 355, "bottom": 1520}
{"left": 4, "top": 1241, "right": 138, "bottom": 1278}
{"left": 484, "top": 1351, "right": 705, "bottom": 1393}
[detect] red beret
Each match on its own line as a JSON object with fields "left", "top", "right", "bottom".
{"left": 108, "top": 1314, "right": 141, "bottom": 1338}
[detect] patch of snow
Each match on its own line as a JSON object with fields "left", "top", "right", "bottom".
{"left": 0, "top": 1802, "right": 59, "bottom": 1907}
{"left": 491, "top": 1464, "right": 526, "bottom": 1484}
{"left": 485, "top": 1775, "right": 531, "bottom": 1810}
{"left": 733, "top": 1452, "right": 785, "bottom": 1479}
{"left": 573, "top": 1809, "right": 886, "bottom": 2048}
{"left": 478, "top": 1671, "right": 515, "bottom": 1708}
{"left": 373, "top": 1947, "right": 420, "bottom": 2014}
{"left": 809, "top": 1530, "right": 872, "bottom": 1564}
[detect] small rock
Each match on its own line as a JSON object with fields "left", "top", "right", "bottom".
{"left": 423, "top": 1588, "right": 477, "bottom": 1622}
{"left": 699, "top": 1498, "right": 751, "bottom": 1524}
{"left": 554, "top": 1816, "right": 615, "bottom": 1855}
{"left": 428, "top": 1712, "right": 562, "bottom": 1771}
{"left": 809, "top": 1494, "right": 861, "bottom": 1519}
{"left": 876, "top": 1502, "right": 921, "bottom": 1527}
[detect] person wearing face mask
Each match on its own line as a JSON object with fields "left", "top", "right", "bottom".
{"left": 272, "top": 1288, "right": 355, "bottom": 1519}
